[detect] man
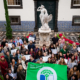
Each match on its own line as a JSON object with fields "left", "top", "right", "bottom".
{"left": 22, "top": 35, "right": 28, "bottom": 43}
{"left": 4, "top": 43, "right": 11, "bottom": 54}
{"left": 1, "top": 38, "right": 7, "bottom": 48}
{"left": 28, "top": 32, "right": 36, "bottom": 43}
{"left": 9, "top": 39, "right": 15, "bottom": 46}
{"left": 36, "top": 57, "right": 45, "bottom": 64}
{"left": 15, "top": 36, "right": 23, "bottom": 46}
{"left": 28, "top": 55, "right": 36, "bottom": 63}
{"left": 28, "top": 41, "right": 35, "bottom": 51}
{"left": 52, "top": 34, "right": 59, "bottom": 44}
{"left": 66, "top": 41, "right": 71, "bottom": 51}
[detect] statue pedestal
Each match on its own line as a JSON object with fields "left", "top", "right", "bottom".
{"left": 38, "top": 28, "right": 51, "bottom": 46}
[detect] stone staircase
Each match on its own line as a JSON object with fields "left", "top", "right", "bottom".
{"left": 0, "top": 31, "right": 80, "bottom": 46}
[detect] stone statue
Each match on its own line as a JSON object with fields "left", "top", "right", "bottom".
{"left": 37, "top": 5, "right": 52, "bottom": 30}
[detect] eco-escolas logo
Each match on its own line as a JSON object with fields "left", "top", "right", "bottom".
{"left": 37, "top": 67, "right": 57, "bottom": 80}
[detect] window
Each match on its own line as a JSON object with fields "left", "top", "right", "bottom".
{"left": 71, "top": 0, "right": 80, "bottom": 8}
{"left": 7, "top": 0, "right": 22, "bottom": 9}
{"left": 72, "top": 16, "right": 80, "bottom": 26}
{"left": 9, "top": 16, "right": 21, "bottom": 25}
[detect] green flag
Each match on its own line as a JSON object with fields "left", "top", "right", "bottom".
{"left": 26, "top": 62, "right": 67, "bottom": 80}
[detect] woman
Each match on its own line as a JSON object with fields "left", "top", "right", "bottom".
{"left": 17, "top": 65, "right": 26, "bottom": 80}
{"left": 70, "top": 43, "right": 77, "bottom": 54}
{"left": 68, "top": 65, "right": 79, "bottom": 80}
{"left": 4, "top": 74, "right": 11, "bottom": 80}
{"left": 21, "top": 56, "right": 27, "bottom": 70}
{"left": 5, "top": 51, "right": 11, "bottom": 64}
{"left": 46, "top": 57, "right": 51, "bottom": 63}
{"left": 25, "top": 50, "right": 29, "bottom": 55}
{"left": 11, "top": 44, "right": 15, "bottom": 50}
{"left": 16, "top": 50, "right": 22, "bottom": 60}
{"left": 51, "top": 54, "right": 56, "bottom": 63}
{"left": 59, "top": 58, "right": 67, "bottom": 65}
{"left": 47, "top": 49, "right": 52, "bottom": 55}
{"left": 49, "top": 43, "right": 55, "bottom": 50}
{"left": 11, "top": 52, "right": 18, "bottom": 62}
{"left": 74, "top": 52, "right": 78, "bottom": 61}
{"left": 43, "top": 52, "right": 47, "bottom": 56}
{"left": 41, "top": 44, "right": 47, "bottom": 53}
{"left": 55, "top": 42, "right": 60, "bottom": 53}
{"left": 51, "top": 54, "right": 56, "bottom": 60}
{"left": 8, "top": 68, "right": 17, "bottom": 80}
{"left": 16, "top": 42, "right": 21, "bottom": 49}
{"left": 9, "top": 59, "right": 17, "bottom": 74}
{"left": 16, "top": 50, "right": 20, "bottom": 56}
{"left": 17, "top": 59, "right": 22, "bottom": 67}
{"left": 59, "top": 36, "right": 65, "bottom": 45}
{"left": 36, "top": 50, "right": 42, "bottom": 59}
{"left": 68, "top": 55, "right": 77, "bottom": 69}
{"left": 71, "top": 74, "right": 78, "bottom": 80}
{"left": 0, "top": 56, "right": 8, "bottom": 76}
{"left": 29, "top": 48, "right": 35, "bottom": 58}
{"left": 60, "top": 45, "right": 67, "bottom": 55}
{"left": 58, "top": 52, "right": 63, "bottom": 60}
{"left": 64, "top": 52, "right": 71, "bottom": 61}
{"left": 20, "top": 44, "right": 26, "bottom": 54}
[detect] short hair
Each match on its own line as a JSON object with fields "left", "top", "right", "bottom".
{"left": 43, "top": 44, "right": 46, "bottom": 47}
{"left": 40, "top": 57, "right": 43, "bottom": 59}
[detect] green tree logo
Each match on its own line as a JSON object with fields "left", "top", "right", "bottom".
{"left": 41, "top": 69, "right": 53, "bottom": 80}
{"left": 37, "top": 67, "right": 57, "bottom": 80}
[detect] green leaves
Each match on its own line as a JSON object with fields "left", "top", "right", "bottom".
{"left": 4, "top": 0, "right": 12, "bottom": 39}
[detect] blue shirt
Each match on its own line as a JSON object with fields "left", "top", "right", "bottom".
{"left": 15, "top": 39, "right": 23, "bottom": 46}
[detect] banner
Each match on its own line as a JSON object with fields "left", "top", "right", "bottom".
{"left": 26, "top": 62, "right": 67, "bottom": 80}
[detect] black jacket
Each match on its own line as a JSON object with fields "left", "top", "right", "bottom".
{"left": 52, "top": 37, "right": 59, "bottom": 44}
{"left": 9, "top": 65, "right": 17, "bottom": 73}
{"left": 17, "top": 70, "right": 26, "bottom": 80}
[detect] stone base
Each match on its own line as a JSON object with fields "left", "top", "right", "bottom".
{"left": 38, "top": 28, "right": 51, "bottom": 46}
{"left": 38, "top": 27, "right": 51, "bottom": 33}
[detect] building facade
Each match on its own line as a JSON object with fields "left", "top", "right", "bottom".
{"left": 0, "top": 0, "right": 80, "bottom": 32}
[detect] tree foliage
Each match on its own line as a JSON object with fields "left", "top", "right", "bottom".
{"left": 3, "top": 0, "right": 12, "bottom": 39}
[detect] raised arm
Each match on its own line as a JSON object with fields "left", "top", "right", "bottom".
{"left": 37, "top": 6, "right": 42, "bottom": 11}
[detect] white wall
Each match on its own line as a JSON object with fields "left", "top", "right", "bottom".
{"left": 58, "top": 0, "right": 80, "bottom": 21}
{"left": 0, "top": 0, "right": 6, "bottom": 21}
{"left": 8, "top": 0, "right": 35, "bottom": 21}
{"left": 0, "top": 0, "right": 35, "bottom": 21}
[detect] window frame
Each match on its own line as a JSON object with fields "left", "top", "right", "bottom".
{"left": 72, "top": 16, "right": 80, "bottom": 26}
{"left": 71, "top": 0, "right": 80, "bottom": 8}
{"left": 7, "top": 0, "right": 23, "bottom": 9}
{"left": 9, "top": 16, "right": 21, "bottom": 25}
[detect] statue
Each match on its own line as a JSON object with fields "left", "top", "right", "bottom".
{"left": 37, "top": 5, "right": 52, "bottom": 30}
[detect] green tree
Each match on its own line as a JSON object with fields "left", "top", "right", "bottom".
{"left": 3, "top": 0, "right": 12, "bottom": 39}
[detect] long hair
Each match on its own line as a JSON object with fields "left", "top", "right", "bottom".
{"left": 37, "top": 50, "right": 42, "bottom": 56}
{"left": 17, "top": 65, "right": 23, "bottom": 72}
{"left": 71, "top": 55, "right": 75, "bottom": 62}
{"left": 59, "top": 58, "right": 66, "bottom": 65}
{"left": 71, "top": 74, "right": 78, "bottom": 80}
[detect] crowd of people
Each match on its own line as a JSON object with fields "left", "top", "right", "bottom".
{"left": 0, "top": 32, "right": 80, "bottom": 80}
